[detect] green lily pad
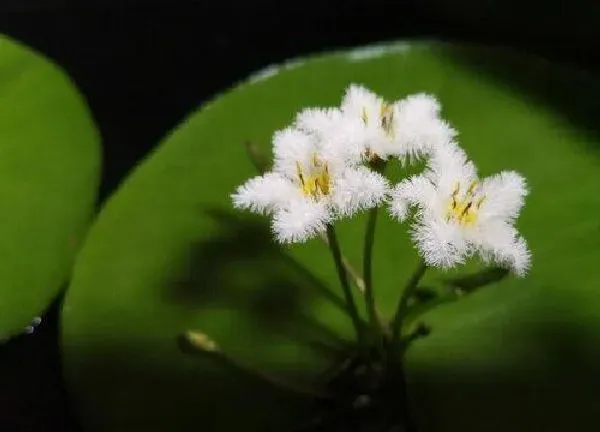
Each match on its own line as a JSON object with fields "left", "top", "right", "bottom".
{"left": 62, "top": 41, "right": 600, "bottom": 431}
{"left": 0, "top": 35, "right": 100, "bottom": 337}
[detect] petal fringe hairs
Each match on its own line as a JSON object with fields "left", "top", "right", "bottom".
{"left": 232, "top": 83, "right": 530, "bottom": 276}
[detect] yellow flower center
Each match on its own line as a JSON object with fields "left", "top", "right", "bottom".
{"left": 296, "top": 153, "right": 331, "bottom": 199}
{"left": 446, "top": 180, "right": 486, "bottom": 226}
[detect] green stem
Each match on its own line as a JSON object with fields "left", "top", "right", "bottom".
{"left": 391, "top": 260, "right": 428, "bottom": 343}
{"left": 363, "top": 206, "right": 380, "bottom": 328}
{"left": 363, "top": 206, "right": 389, "bottom": 359}
{"left": 362, "top": 158, "right": 389, "bottom": 349}
{"left": 325, "top": 224, "right": 364, "bottom": 345}
{"left": 319, "top": 232, "right": 365, "bottom": 293}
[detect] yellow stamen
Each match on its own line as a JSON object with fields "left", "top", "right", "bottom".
{"left": 296, "top": 162, "right": 305, "bottom": 186}
{"left": 467, "top": 180, "right": 478, "bottom": 196}
{"left": 451, "top": 182, "right": 460, "bottom": 209}
{"left": 296, "top": 155, "right": 331, "bottom": 199}
{"left": 361, "top": 107, "right": 368, "bottom": 125}
{"left": 476, "top": 196, "right": 486, "bottom": 209}
{"left": 446, "top": 181, "right": 485, "bottom": 226}
{"left": 380, "top": 102, "right": 394, "bottom": 138}
{"left": 319, "top": 164, "right": 330, "bottom": 195}
{"left": 311, "top": 152, "right": 320, "bottom": 168}
{"left": 452, "top": 182, "right": 461, "bottom": 196}
{"left": 460, "top": 202, "right": 473, "bottom": 217}
{"left": 296, "top": 162, "right": 304, "bottom": 185}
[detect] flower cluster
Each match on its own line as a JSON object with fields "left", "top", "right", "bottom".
{"left": 232, "top": 84, "right": 530, "bottom": 275}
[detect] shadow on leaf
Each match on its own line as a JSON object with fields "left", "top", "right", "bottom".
{"left": 164, "top": 207, "right": 351, "bottom": 355}
{"left": 64, "top": 207, "right": 360, "bottom": 432}
{"left": 443, "top": 45, "right": 600, "bottom": 150}
{"left": 407, "top": 292, "right": 600, "bottom": 432}
{"left": 166, "top": 208, "right": 346, "bottom": 309}
{"left": 65, "top": 342, "right": 316, "bottom": 432}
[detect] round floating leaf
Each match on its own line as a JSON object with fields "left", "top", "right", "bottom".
{"left": 62, "top": 42, "right": 600, "bottom": 431}
{"left": 0, "top": 35, "right": 100, "bottom": 337}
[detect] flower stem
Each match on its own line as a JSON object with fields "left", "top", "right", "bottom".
{"left": 363, "top": 206, "right": 380, "bottom": 329}
{"left": 325, "top": 224, "right": 365, "bottom": 345}
{"left": 319, "top": 232, "right": 365, "bottom": 292}
{"left": 363, "top": 158, "right": 388, "bottom": 350}
{"left": 342, "top": 255, "right": 366, "bottom": 293}
{"left": 391, "top": 260, "right": 428, "bottom": 343}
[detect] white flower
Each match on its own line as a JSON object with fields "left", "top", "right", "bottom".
{"left": 232, "top": 127, "right": 389, "bottom": 243}
{"left": 296, "top": 84, "right": 456, "bottom": 164}
{"left": 389, "top": 143, "right": 531, "bottom": 276}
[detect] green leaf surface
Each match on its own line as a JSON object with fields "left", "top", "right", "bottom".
{"left": 62, "top": 41, "right": 600, "bottom": 431}
{"left": 0, "top": 35, "right": 100, "bottom": 337}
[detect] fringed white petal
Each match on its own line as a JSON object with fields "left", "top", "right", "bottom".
{"left": 272, "top": 127, "right": 316, "bottom": 176}
{"left": 231, "top": 173, "right": 298, "bottom": 214}
{"left": 470, "top": 221, "right": 531, "bottom": 277}
{"left": 340, "top": 84, "right": 382, "bottom": 121}
{"left": 397, "top": 93, "right": 441, "bottom": 117}
{"left": 426, "top": 142, "right": 477, "bottom": 197}
{"left": 330, "top": 166, "right": 389, "bottom": 216}
{"left": 389, "top": 174, "right": 437, "bottom": 221}
{"left": 478, "top": 171, "right": 528, "bottom": 223}
{"left": 411, "top": 217, "right": 468, "bottom": 269}
{"left": 295, "top": 107, "right": 366, "bottom": 167}
{"left": 272, "top": 198, "right": 331, "bottom": 243}
{"left": 295, "top": 107, "right": 343, "bottom": 134}
{"left": 393, "top": 93, "right": 456, "bottom": 158}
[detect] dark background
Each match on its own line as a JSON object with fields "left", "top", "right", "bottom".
{"left": 0, "top": 1, "right": 598, "bottom": 430}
